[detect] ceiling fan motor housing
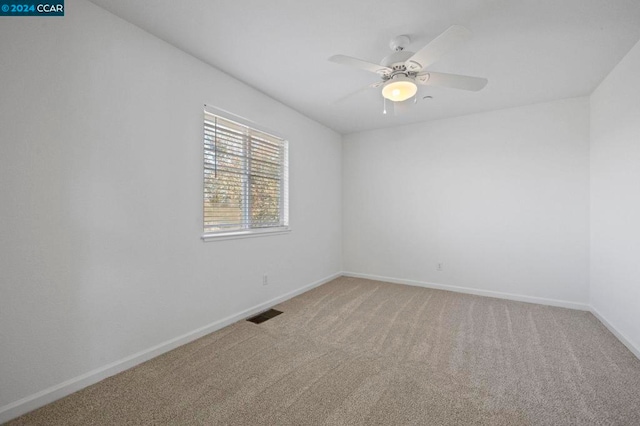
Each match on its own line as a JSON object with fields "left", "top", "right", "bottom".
{"left": 381, "top": 50, "right": 414, "bottom": 69}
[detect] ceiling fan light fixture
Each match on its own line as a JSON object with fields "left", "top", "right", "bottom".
{"left": 382, "top": 77, "right": 417, "bottom": 102}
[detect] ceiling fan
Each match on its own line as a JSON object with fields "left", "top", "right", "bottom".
{"left": 329, "top": 25, "right": 487, "bottom": 110}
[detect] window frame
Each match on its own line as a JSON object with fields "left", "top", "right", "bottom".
{"left": 201, "top": 105, "right": 290, "bottom": 242}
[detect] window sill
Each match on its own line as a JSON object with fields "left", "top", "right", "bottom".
{"left": 201, "top": 227, "right": 290, "bottom": 242}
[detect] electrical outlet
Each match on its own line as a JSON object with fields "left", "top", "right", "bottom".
{"left": 262, "top": 274, "right": 268, "bottom": 286}
{"left": 437, "top": 263, "right": 443, "bottom": 271}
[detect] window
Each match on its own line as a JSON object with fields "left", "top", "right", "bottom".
{"left": 203, "top": 109, "right": 289, "bottom": 239}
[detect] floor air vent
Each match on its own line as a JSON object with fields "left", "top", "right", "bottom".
{"left": 247, "top": 309, "right": 283, "bottom": 324}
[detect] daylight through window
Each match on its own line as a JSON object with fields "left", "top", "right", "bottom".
{"left": 203, "top": 111, "right": 289, "bottom": 236}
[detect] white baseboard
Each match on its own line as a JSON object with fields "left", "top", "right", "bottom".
{"left": 342, "top": 271, "right": 590, "bottom": 311}
{"left": 0, "top": 272, "right": 341, "bottom": 424}
{"left": 590, "top": 307, "right": 640, "bottom": 360}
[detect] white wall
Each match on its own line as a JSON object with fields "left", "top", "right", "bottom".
{"left": 343, "top": 97, "right": 590, "bottom": 306}
{"left": 1, "top": 0, "right": 637, "bottom": 420}
{"left": 0, "top": 0, "right": 341, "bottom": 416}
{"left": 590, "top": 39, "right": 640, "bottom": 355}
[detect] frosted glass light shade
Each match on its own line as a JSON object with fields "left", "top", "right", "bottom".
{"left": 382, "top": 77, "right": 417, "bottom": 102}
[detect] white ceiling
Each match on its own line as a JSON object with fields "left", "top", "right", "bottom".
{"left": 88, "top": 0, "right": 640, "bottom": 134}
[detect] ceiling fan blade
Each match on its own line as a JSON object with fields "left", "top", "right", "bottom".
{"left": 416, "top": 71, "right": 487, "bottom": 91}
{"left": 331, "top": 81, "right": 383, "bottom": 104}
{"left": 405, "top": 25, "right": 472, "bottom": 71}
{"left": 329, "top": 55, "right": 392, "bottom": 76}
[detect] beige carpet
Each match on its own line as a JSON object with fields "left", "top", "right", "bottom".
{"left": 8, "top": 277, "right": 640, "bottom": 425}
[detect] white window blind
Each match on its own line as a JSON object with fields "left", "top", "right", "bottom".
{"left": 203, "top": 111, "right": 289, "bottom": 236}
